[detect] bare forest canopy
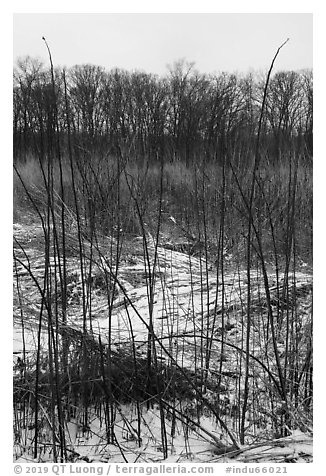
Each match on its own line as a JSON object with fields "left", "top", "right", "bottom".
{"left": 13, "top": 57, "right": 312, "bottom": 164}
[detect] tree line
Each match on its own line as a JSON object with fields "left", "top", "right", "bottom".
{"left": 13, "top": 56, "right": 312, "bottom": 163}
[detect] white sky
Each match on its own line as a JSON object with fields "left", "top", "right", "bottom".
{"left": 13, "top": 13, "right": 312, "bottom": 75}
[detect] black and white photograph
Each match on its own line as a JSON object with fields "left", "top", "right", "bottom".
{"left": 10, "top": 5, "right": 315, "bottom": 469}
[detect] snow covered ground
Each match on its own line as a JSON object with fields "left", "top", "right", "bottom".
{"left": 13, "top": 223, "right": 313, "bottom": 463}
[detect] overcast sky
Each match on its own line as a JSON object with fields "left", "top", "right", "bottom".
{"left": 13, "top": 13, "right": 312, "bottom": 75}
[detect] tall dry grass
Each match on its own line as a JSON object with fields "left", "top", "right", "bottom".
{"left": 14, "top": 153, "right": 312, "bottom": 264}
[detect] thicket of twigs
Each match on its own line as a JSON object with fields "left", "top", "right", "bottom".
{"left": 13, "top": 41, "right": 312, "bottom": 462}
